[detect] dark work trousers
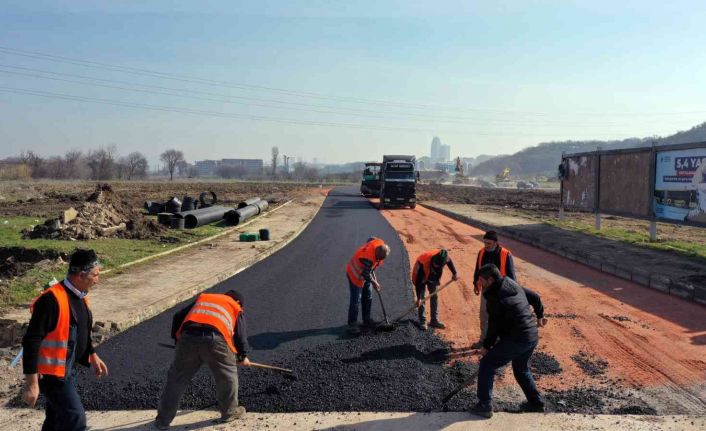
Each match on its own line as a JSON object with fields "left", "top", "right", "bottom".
{"left": 347, "top": 276, "right": 373, "bottom": 325}
{"left": 157, "top": 330, "right": 240, "bottom": 425}
{"left": 477, "top": 338, "right": 542, "bottom": 406}
{"left": 39, "top": 368, "right": 86, "bottom": 431}
{"left": 416, "top": 282, "right": 439, "bottom": 324}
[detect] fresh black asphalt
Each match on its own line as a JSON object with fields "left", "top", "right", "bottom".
{"left": 75, "top": 187, "right": 651, "bottom": 414}
{"left": 76, "top": 187, "right": 473, "bottom": 411}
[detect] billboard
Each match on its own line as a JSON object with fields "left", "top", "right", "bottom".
{"left": 599, "top": 151, "right": 652, "bottom": 217}
{"left": 561, "top": 154, "right": 596, "bottom": 211}
{"left": 654, "top": 148, "right": 706, "bottom": 223}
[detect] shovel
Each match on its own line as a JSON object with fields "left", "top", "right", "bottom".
{"left": 392, "top": 278, "right": 457, "bottom": 324}
{"left": 369, "top": 272, "right": 394, "bottom": 332}
{"left": 157, "top": 342, "right": 296, "bottom": 378}
{"left": 442, "top": 368, "right": 480, "bottom": 406}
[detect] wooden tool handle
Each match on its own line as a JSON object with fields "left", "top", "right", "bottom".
{"left": 248, "top": 362, "right": 293, "bottom": 374}
{"left": 393, "top": 279, "right": 456, "bottom": 323}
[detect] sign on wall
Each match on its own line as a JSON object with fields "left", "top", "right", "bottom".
{"left": 654, "top": 148, "right": 706, "bottom": 223}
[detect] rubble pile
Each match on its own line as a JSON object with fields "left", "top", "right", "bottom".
{"left": 23, "top": 184, "right": 163, "bottom": 240}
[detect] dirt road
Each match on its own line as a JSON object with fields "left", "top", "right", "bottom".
{"left": 380, "top": 204, "right": 706, "bottom": 414}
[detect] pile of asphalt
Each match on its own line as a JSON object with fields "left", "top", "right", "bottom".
{"left": 544, "top": 387, "right": 656, "bottom": 415}
{"left": 530, "top": 351, "right": 563, "bottom": 377}
{"left": 571, "top": 351, "right": 608, "bottom": 377}
{"left": 77, "top": 322, "right": 480, "bottom": 412}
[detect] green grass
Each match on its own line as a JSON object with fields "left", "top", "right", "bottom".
{"left": 0, "top": 216, "right": 230, "bottom": 308}
{"left": 544, "top": 219, "right": 706, "bottom": 261}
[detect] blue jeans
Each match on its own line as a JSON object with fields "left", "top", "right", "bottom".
{"left": 39, "top": 368, "right": 86, "bottom": 431}
{"left": 348, "top": 277, "right": 373, "bottom": 325}
{"left": 477, "top": 338, "right": 542, "bottom": 405}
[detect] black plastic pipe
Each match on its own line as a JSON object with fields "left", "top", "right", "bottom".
{"left": 176, "top": 206, "right": 230, "bottom": 229}
{"left": 237, "top": 197, "right": 261, "bottom": 209}
{"left": 252, "top": 199, "right": 269, "bottom": 214}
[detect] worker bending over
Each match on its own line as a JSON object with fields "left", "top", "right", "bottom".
{"left": 412, "top": 248, "right": 458, "bottom": 330}
{"left": 471, "top": 264, "right": 547, "bottom": 418}
{"left": 473, "top": 230, "right": 516, "bottom": 348}
{"left": 155, "top": 290, "right": 250, "bottom": 430}
{"left": 346, "top": 237, "right": 390, "bottom": 335}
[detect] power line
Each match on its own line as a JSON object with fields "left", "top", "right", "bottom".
{"left": 1, "top": 45, "right": 704, "bottom": 118}
{"left": 0, "top": 85, "right": 669, "bottom": 138}
{"left": 0, "top": 65, "right": 652, "bottom": 128}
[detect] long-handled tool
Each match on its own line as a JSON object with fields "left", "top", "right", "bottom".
{"left": 442, "top": 368, "right": 480, "bottom": 406}
{"left": 375, "top": 289, "right": 394, "bottom": 332}
{"left": 370, "top": 272, "right": 394, "bottom": 332}
{"left": 156, "top": 342, "right": 295, "bottom": 376}
{"left": 392, "top": 278, "right": 457, "bottom": 324}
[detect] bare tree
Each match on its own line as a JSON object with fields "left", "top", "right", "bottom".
{"left": 119, "top": 152, "right": 149, "bottom": 180}
{"left": 271, "top": 146, "right": 279, "bottom": 177}
{"left": 176, "top": 160, "right": 189, "bottom": 177}
{"left": 87, "top": 144, "right": 117, "bottom": 180}
{"left": 20, "top": 151, "right": 44, "bottom": 178}
{"left": 63, "top": 150, "right": 85, "bottom": 178}
{"left": 160, "top": 149, "right": 184, "bottom": 181}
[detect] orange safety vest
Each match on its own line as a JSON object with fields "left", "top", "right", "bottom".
{"left": 346, "top": 238, "right": 386, "bottom": 288}
{"left": 176, "top": 293, "right": 242, "bottom": 353}
{"left": 477, "top": 246, "right": 511, "bottom": 276}
{"left": 412, "top": 249, "right": 441, "bottom": 283}
{"left": 29, "top": 283, "right": 90, "bottom": 378}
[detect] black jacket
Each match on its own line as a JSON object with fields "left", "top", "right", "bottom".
{"left": 483, "top": 276, "right": 544, "bottom": 349}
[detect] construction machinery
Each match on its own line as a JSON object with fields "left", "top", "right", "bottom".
{"left": 496, "top": 167, "right": 511, "bottom": 183}
{"left": 360, "top": 162, "right": 382, "bottom": 197}
{"left": 379, "top": 155, "right": 417, "bottom": 209}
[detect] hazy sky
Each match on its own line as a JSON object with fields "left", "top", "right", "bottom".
{"left": 2, "top": 1, "right": 706, "bottom": 164}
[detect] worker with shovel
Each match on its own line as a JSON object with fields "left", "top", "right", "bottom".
{"left": 155, "top": 290, "right": 250, "bottom": 430}
{"left": 412, "top": 249, "right": 458, "bottom": 330}
{"left": 346, "top": 237, "right": 390, "bottom": 335}
{"left": 470, "top": 264, "right": 547, "bottom": 418}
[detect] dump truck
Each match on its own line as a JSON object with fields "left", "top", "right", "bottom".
{"left": 360, "top": 162, "right": 382, "bottom": 197}
{"left": 379, "top": 155, "right": 417, "bottom": 209}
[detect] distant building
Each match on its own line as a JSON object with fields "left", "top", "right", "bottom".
{"left": 221, "top": 158, "right": 264, "bottom": 173}
{"left": 439, "top": 144, "right": 451, "bottom": 163}
{"left": 195, "top": 160, "right": 219, "bottom": 176}
{"left": 430, "top": 137, "right": 442, "bottom": 162}
{"left": 436, "top": 161, "right": 457, "bottom": 172}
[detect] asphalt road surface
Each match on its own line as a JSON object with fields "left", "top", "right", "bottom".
{"left": 77, "top": 187, "right": 472, "bottom": 412}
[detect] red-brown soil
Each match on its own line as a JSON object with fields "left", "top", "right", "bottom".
{"left": 381, "top": 204, "right": 706, "bottom": 414}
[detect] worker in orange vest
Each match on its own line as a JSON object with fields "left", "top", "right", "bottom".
{"left": 21, "top": 249, "right": 109, "bottom": 431}
{"left": 346, "top": 237, "right": 391, "bottom": 335}
{"left": 155, "top": 290, "right": 250, "bottom": 429}
{"left": 412, "top": 249, "right": 458, "bottom": 330}
{"left": 472, "top": 231, "right": 516, "bottom": 349}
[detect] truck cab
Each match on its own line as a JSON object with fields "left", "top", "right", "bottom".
{"left": 379, "top": 155, "right": 417, "bottom": 209}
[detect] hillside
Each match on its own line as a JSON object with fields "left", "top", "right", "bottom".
{"left": 469, "top": 122, "right": 706, "bottom": 177}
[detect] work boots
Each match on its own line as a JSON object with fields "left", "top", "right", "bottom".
{"left": 429, "top": 320, "right": 446, "bottom": 329}
{"left": 470, "top": 401, "right": 493, "bottom": 418}
{"left": 216, "top": 406, "right": 247, "bottom": 423}
{"left": 347, "top": 323, "right": 361, "bottom": 335}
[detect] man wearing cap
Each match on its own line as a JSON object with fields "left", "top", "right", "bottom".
{"left": 155, "top": 289, "right": 250, "bottom": 429}
{"left": 472, "top": 230, "right": 516, "bottom": 349}
{"left": 22, "top": 249, "right": 109, "bottom": 431}
{"left": 345, "top": 237, "right": 391, "bottom": 335}
{"left": 412, "top": 249, "right": 458, "bottom": 330}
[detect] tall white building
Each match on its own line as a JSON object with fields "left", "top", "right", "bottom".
{"left": 430, "top": 137, "right": 442, "bottom": 161}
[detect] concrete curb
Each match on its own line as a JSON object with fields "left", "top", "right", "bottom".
{"left": 420, "top": 203, "right": 703, "bottom": 305}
